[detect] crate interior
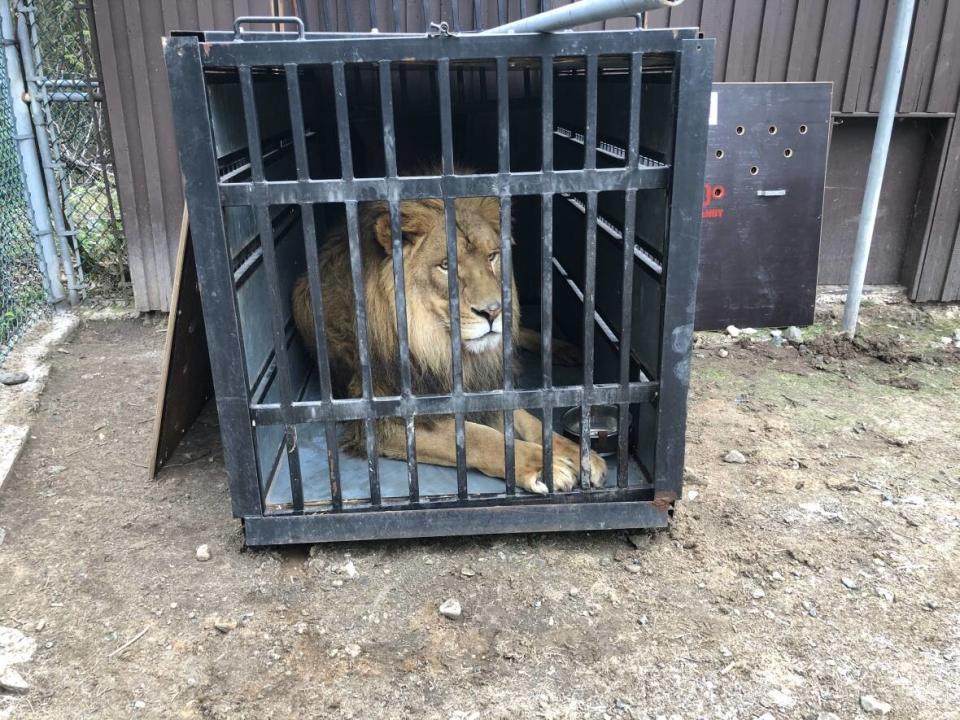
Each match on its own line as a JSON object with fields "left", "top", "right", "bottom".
{"left": 206, "top": 53, "right": 677, "bottom": 510}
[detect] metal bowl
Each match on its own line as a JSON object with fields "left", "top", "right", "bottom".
{"left": 560, "top": 405, "right": 629, "bottom": 457}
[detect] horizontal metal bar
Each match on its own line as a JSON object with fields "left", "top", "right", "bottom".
{"left": 481, "top": 0, "right": 682, "bottom": 34}
{"left": 252, "top": 382, "right": 658, "bottom": 425}
{"left": 243, "top": 499, "right": 669, "bottom": 545}
{"left": 219, "top": 167, "right": 668, "bottom": 205}
{"left": 189, "top": 29, "right": 695, "bottom": 67}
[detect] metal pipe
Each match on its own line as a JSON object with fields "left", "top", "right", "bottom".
{"left": 480, "top": 0, "right": 682, "bottom": 34}
{"left": 842, "top": 0, "right": 915, "bottom": 338}
{"left": 0, "top": 0, "right": 65, "bottom": 304}
{"left": 15, "top": 5, "right": 80, "bottom": 304}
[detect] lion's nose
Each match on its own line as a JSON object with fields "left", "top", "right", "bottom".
{"left": 470, "top": 301, "right": 502, "bottom": 325}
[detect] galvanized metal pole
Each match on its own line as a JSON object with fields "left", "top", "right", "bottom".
{"left": 480, "top": 0, "right": 682, "bottom": 34}
{"left": 842, "top": 0, "right": 915, "bottom": 338}
{"left": 0, "top": 0, "right": 65, "bottom": 304}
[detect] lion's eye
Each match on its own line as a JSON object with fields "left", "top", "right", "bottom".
{"left": 488, "top": 252, "right": 499, "bottom": 263}
{"left": 438, "top": 258, "right": 448, "bottom": 271}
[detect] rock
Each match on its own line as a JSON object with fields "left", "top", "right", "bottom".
{"left": 686, "top": 490, "right": 699, "bottom": 501}
{"left": 439, "top": 599, "right": 462, "bottom": 619}
{"left": 0, "top": 667, "right": 28, "bottom": 694}
{"left": 133, "top": 700, "right": 146, "bottom": 710}
{"left": 637, "top": 614, "right": 648, "bottom": 625}
{"left": 0, "top": 626, "right": 36, "bottom": 667}
{"left": 860, "top": 695, "right": 892, "bottom": 715}
{"left": 817, "top": 713, "right": 842, "bottom": 720}
{"left": 726, "top": 325, "right": 741, "bottom": 337}
{"left": 343, "top": 643, "right": 361, "bottom": 658}
{"left": 723, "top": 450, "right": 747, "bottom": 464}
{"left": 766, "top": 689, "right": 794, "bottom": 708}
{"left": 756, "top": 714, "right": 776, "bottom": 720}
{"left": 568, "top": 587, "right": 580, "bottom": 597}
{"left": 624, "top": 564, "right": 642, "bottom": 574}
{"left": 770, "top": 329, "right": 783, "bottom": 338}
{"left": 343, "top": 560, "right": 358, "bottom": 579}
{"left": 46, "top": 465, "right": 66, "bottom": 476}
{"left": 785, "top": 326, "right": 803, "bottom": 343}
{"left": 0, "top": 527, "right": 5, "bottom": 546}
{"left": 802, "top": 600, "right": 817, "bottom": 617}
{"left": 771, "top": 571, "right": 783, "bottom": 581}
{"left": 875, "top": 586, "right": 895, "bottom": 603}
{"left": 195, "top": 544, "right": 211, "bottom": 562}
{"left": 213, "top": 618, "right": 237, "bottom": 633}
{"left": 331, "top": 579, "right": 344, "bottom": 587}
{"left": 841, "top": 577, "right": 859, "bottom": 591}
{"left": 717, "top": 348, "right": 729, "bottom": 358}
{"left": 460, "top": 567, "right": 477, "bottom": 578}
{"left": 0, "top": 372, "right": 28, "bottom": 386}
{"left": 751, "top": 588, "right": 766, "bottom": 600}
{"left": 954, "top": 329, "right": 960, "bottom": 342}
{"left": 683, "top": 467, "right": 707, "bottom": 486}
{"left": 924, "top": 599, "right": 940, "bottom": 611}
{"left": 741, "top": 327, "right": 758, "bottom": 335}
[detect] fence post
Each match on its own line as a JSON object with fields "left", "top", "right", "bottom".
{"left": 0, "top": 0, "right": 64, "bottom": 305}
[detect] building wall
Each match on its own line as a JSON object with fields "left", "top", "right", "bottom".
{"left": 93, "top": 0, "right": 960, "bottom": 308}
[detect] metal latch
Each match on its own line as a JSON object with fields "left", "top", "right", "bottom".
{"left": 756, "top": 189, "right": 787, "bottom": 197}
{"left": 233, "top": 16, "right": 305, "bottom": 41}
{"left": 428, "top": 21, "right": 451, "bottom": 36}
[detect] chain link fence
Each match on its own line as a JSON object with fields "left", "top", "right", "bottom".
{"left": 0, "top": 24, "right": 46, "bottom": 362}
{"left": 26, "top": 0, "right": 125, "bottom": 292}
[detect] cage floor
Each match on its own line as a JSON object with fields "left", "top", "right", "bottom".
{"left": 265, "top": 349, "right": 651, "bottom": 511}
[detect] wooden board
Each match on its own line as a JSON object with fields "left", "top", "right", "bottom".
{"left": 149, "top": 209, "right": 214, "bottom": 477}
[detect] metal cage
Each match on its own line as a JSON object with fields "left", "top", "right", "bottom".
{"left": 164, "top": 23, "right": 713, "bottom": 545}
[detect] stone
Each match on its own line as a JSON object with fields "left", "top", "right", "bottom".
{"left": 841, "top": 577, "right": 859, "bottom": 591}
{"left": 624, "top": 564, "right": 642, "bottom": 574}
{"left": 741, "top": 327, "right": 758, "bottom": 335}
{"left": 0, "top": 372, "right": 28, "bottom": 386}
{"left": 331, "top": 579, "right": 344, "bottom": 588}
{"left": 344, "top": 643, "right": 361, "bottom": 658}
{"left": 875, "top": 586, "right": 895, "bottom": 603}
{"left": 683, "top": 467, "right": 707, "bottom": 486}
{"left": 133, "top": 700, "right": 146, "bottom": 710}
{"left": 195, "top": 544, "right": 211, "bottom": 562}
{"left": 343, "top": 560, "right": 358, "bottom": 579}
{"left": 723, "top": 450, "right": 747, "bottom": 464}
{"left": 766, "top": 689, "right": 794, "bottom": 708}
{"left": 785, "top": 326, "right": 804, "bottom": 343}
{"left": 46, "top": 465, "right": 66, "bottom": 476}
{"left": 726, "top": 325, "right": 741, "bottom": 337}
{"left": 756, "top": 714, "right": 775, "bottom": 720}
{"left": 569, "top": 587, "right": 580, "bottom": 597}
{"left": 439, "top": 599, "right": 462, "bottom": 619}
{"left": 816, "top": 714, "right": 842, "bottom": 720}
{"left": 0, "top": 667, "right": 28, "bottom": 694}
{"left": 752, "top": 588, "right": 766, "bottom": 600}
{"left": 860, "top": 695, "right": 892, "bottom": 715}
{"left": 0, "top": 527, "right": 5, "bottom": 546}
{"left": 213, "top": 618, "right": 237, "bottom": 633}
{"left": 460, "top": 567, "right": 477, "bottom": 577}
{"left": 717, "top": 348, "right": 729, "bottom": 358}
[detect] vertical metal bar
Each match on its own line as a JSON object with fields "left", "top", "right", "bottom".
{"left": 333, "top": 61, "right": 380, "bottom": 505}
{"left": 617, "top": 52, "right": 642, "bottom": 489}
{"left": 584, "top": 54, "right": 598, "bottom": 170}
{"left": 379, "top": 61, "right": 419, "bottom": 502}
{"left": 238, "top": 67, "right": 264, "bottom": 182}
{"left": 842, "top": 0, "right": 915, "bottom": 338}
{"left": 438, "top": 58, "right": 468, "bottom": 497}
{"left": 165, "top": 38, "right": 261, "bottom": 518}
{"left": 241, "top": 64, "right": 304, "bottom": 511}
{"left": 368, "top": 0, "right": 379, "bottom": 29}
{"left": 285, "top": 64, "right": 309, "bottom": 181}
{"left": 301, "top": 204, "right": 343, "bottom": 510}
{"left": 579, "top": 192, "right": 598, "bottom": 489}
{"left": 496, "top": 56, "right": 515, "bottom": 494}
{"left": 255, "top": 205, "right": 304, "bottom": 512}
{"left": 655, "top": 38, "right": 714, "bottom": 504}
{"left": 540, "top": 54, "right": 554, "bottom": 492}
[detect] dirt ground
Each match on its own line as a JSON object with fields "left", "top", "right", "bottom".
{"left": 0, "top": 299, "right": 958, "bottom": 720}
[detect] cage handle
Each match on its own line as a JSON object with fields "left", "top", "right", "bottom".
{"left": 233, "top": 16, "right": 306, "bottom": 41}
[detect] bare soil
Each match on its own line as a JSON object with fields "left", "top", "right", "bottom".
{"left": 1, "top": 302, "right": 959, "bottom": 720}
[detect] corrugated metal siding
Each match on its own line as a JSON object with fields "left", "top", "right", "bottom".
{"left": 91, "top": 0, "right": 277, "bottom": 311}
{"left": 95, "top": 0, "right": 960, "bottom": 307}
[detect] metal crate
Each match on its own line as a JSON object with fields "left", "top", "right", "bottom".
{"left": 164, "top": 22, "right": 714, "bottom": 546}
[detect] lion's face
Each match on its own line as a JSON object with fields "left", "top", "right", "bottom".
{"left": 372, "top": 197, "right": 515, "bottom": 360}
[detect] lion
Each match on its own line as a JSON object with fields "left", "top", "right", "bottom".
{"left": 291, "top": 196, "right": 606, "bottom": 494}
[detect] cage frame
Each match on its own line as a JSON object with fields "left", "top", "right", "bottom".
{"left": 164, "top": 26, "right": 714, "bottom": 546}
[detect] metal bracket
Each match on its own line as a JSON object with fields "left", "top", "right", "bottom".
{"left": 428, "top": 21, "right": 450, "bottom": 37}
{"left": 756, "top": 189, "right": 787, "bottom": 197}
{"left": 232, "top": 16, "right": 305, "bottom": 41}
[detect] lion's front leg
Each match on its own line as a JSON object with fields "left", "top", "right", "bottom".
{"left": 376, "top": 416, "right": 576, "bottom": 495}
{"left": 513, "top": 409, "right": 607, "bottom": 490}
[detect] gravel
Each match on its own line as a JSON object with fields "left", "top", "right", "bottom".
{"left": 723, "top": 450, "right": 747, "bottom": 464}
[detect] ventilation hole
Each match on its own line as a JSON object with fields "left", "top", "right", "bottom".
{"left": 736, "top": 126, "right": 745, "bottom": 136}
{"left": 799, "top": 124, "right": 808, "bottom": 134}
{"left": 713, "top": 186, "right": 724, "bottom": 199}
{"left": 715, "top": 149, "right": 724, "bottom": 159}
{"left": 750, "top": 166, "right": 759, "bottom": 176}
{"left": 784, "top": 148, "right": 793, "bottom": 158}
{"left": 768, "top": 125, "right": 778, "bottom": 135}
